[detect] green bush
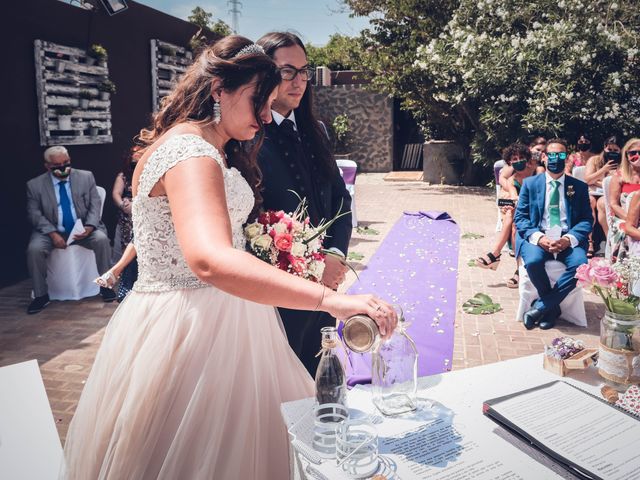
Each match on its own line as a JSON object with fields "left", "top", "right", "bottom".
{"left": 98, "top": 79, "right": 116, "bottom": 94}
{"left": 57, "top": 106, "right": 73, "bottom": 116}
{"left": 348, "top": 0, "right": 640, "bottom": 165}
{"left": 89, "top": 44, "right": 108, "bottom": 61}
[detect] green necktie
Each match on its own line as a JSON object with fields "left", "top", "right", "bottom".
{"left": 549, "top": 180, "right": 561, "bottom": 227}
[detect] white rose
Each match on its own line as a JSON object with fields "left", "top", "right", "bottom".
{"left": 272, "top": 222, "right": 288, "bottom": 234}
{"left": 251, "top": 234, "right": 273, "bottom": 251}
{"left": 244, "top": 222, "right": 263, "bottom": 239}
{"left": 308, "top": 260, "right": 326, "bottom": 280}
{"left": 291, "top": 242, "right": 307, "bottom": 257}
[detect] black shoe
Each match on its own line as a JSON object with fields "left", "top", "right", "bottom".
{"left": 100, "top": 287, "right": 117, "bottom": 303}
{"left": 27, "top": 294, "right": 50, "bottom": 314}
{"left": 523, "top": 307, "right": 545, "bottom": 330}
{"left": 539, "top": 305, "right": 561, "bottom": 330}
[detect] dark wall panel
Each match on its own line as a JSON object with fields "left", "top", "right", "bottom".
{"left": 0, "top": 0, "right": 215, "bottom": 286}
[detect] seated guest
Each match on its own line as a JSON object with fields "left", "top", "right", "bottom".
{"left": 566, "top": 134, "right": 593, "bottom": 174}
{"left": 584, "top": 136, "right": 621, "bottom": 245}
{"left": 26, "top": 146, "right": 115, "bottom": 314}
{"left": 608, "top": 137, "right": 640, "bottom": 261}
{"left": 476, "top": 143, "right": 538, "bottom": 288}
{"left": 498, "top": 136, "right": 546, "bottom": 191}
{"left": 111, "top": 146, "right": 140, "bottom": 262}
{"left": 623, "top": 192, "right": 640, "bottom": 255}
{"left": 514, "top": 138, "right": 592, "bottom": 330}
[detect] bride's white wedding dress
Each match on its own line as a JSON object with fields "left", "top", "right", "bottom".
{"left": 62, "top": 134, "right": 314, "bottom": 479}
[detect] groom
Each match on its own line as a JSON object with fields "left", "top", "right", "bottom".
{"left": 515, "top": 138, "right": 592, "bottom": 330}
{"left": 257, "top": 32, "right": 353, "bottom": 375}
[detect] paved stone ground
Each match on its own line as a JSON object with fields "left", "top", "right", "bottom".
{"left": 0, "top": 173, "right": 604, "bottom": 442}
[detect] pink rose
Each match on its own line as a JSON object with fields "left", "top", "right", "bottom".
{"left": 575, "top": 263, "right": 593, "bottom": 288}
{"left": 288, "top": 255, "right": 307, "bottom": 275}
{"left": 274, "top": 233, "right": 293, "bottom": 252}
{"left": 591, "top": 261, "right": 619, "bottom": 288}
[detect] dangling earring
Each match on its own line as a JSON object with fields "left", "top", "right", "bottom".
{"left": 213, "top": 99, "right": 221, "bottom": 124}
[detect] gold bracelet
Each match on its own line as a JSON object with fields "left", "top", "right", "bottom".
{"left": 314, "top": 285, "right": 326, "bottom": 311}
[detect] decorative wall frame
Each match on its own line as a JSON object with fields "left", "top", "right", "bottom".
{"left": 150, "top": 39, "right": 192, "bottom": 112}
{"left": 34, "top": 40, "right": 113, "bottom": 146}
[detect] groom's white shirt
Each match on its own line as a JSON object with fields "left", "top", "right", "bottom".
{"left": 271, "top": 110, "right": 297, "bottom": 130}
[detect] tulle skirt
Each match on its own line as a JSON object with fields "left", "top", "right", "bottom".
{"left": 62, "top": 287, "right": 314, "bottom": 479}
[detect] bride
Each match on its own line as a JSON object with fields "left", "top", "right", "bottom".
{"left": 62, "top": 36, "right": 397, "bottom": 479}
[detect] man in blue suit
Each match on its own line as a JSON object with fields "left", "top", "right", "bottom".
{"left": 515, "top": 138, "right": 592, "bottom": 330}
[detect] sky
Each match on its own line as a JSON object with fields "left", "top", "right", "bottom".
{"left": 135, "top": 0, "right": 372, "bottom": 45}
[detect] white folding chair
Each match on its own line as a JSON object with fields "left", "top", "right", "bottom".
{"left": 516, "top": 262, "right": 587, "bottom": 327}
{"left": 336, "top": 159, "right": 358, "bottom": 228}
{"left": 603, "top": 176, "right": 614, "bottom": 260}
{"left": 572, "top": 165, "right": 586, "bottom": 182}
{"left": 494, "top": 160, "right": 505, "bottom": 232}
{"left": 46, "top": 186, "right": 106, "bottom": 300}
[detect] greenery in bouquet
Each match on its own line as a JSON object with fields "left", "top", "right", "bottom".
{"left": 244, "top": 195, "right": 349, "bottom": 282}
{"left": 576, "top": 257, "right": 640, "bottom": 316}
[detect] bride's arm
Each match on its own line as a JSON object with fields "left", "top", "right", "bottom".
{"left": 164, "top": 156, "right": 396, "bottom": 334}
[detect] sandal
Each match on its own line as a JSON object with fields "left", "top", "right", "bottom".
{"left": 506, "top": 269, "right": 519, "bottom": 289}
{"left": 475, "top": 252, "right": 501, "bottom": 270}
{"left": 95, "top": 271, "right": 118, "bottom": 289}
{"left": 587, "top": 240, "right": 595, "bottom": 259}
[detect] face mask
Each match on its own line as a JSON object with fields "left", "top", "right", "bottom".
{"left": 604, "top": 151, "right": 621, "bottom": 163}
{"left": 545, "top": 152, "right": 567, "bottom": 174}
{"left": 512, "top": 160, "right": 527, "bottom": 172}
{"left": 577, "top": 143, "right": 591, "bottom": 152}
{"left": 51, "top": 163, "right": 71, "bottom": 178}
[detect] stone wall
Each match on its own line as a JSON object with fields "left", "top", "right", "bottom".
{"left": 313, "top": 85, "right": 393, "bottom": 172}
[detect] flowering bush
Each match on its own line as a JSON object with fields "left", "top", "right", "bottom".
{"left": 576, "top": 257, "right": 640, "bottom": 315}
{"left": 349, "top": 0, "right": 640, "bottom": 165}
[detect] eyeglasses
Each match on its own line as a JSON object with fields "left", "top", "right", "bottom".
{"left": 627, "top": 150, "right": 640, "bottom": 157}
{"left": 546, "top": 152, "right": 567, "bottom": 161}
{"left": 278, "top": 66, "right": 315, "bottom": 82}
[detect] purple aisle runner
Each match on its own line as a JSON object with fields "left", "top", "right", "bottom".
{"left": 344, "top": 211, "right": 459, "bottom": 386}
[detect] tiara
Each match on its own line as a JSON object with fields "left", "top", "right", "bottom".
{"left": 234, "top": 44, "right": 265, "bottom": 58}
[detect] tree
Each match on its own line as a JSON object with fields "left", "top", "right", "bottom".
{"left": 345, "top": 0, "right": 640, "bottom": 164}
{"left": 305, "top": 34, "right": 365, "bottom": 71}
{"left": 187, "top": 6, "right": 232, "bottom": 37}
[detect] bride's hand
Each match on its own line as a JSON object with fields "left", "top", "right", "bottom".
{"left": 323, "top": 293, "right": 398, "bottom": 339}
{"left": 94, "top": 270, "right": 118, "bottom": 289}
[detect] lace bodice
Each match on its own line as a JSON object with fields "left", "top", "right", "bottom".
{"left": 132, "top": 134, "right": 255, "bottom": 292}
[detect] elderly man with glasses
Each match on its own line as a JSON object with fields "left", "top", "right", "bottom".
{"left": 256, "top": 32, "right": 353, "bottom": 375}
{"left": 514, "top": 138, "right": 593, "bottom": 330}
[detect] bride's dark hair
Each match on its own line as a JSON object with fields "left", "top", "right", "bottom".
{"left": 137, "top": 35, "right": 281, "bottom": 212}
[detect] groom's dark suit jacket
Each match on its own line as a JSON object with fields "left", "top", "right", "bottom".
{"left": 258, "top": 119, "right": 353, "bottom": 376}
{"left": 258, "top": 122, "right": 352, "bottom": 253}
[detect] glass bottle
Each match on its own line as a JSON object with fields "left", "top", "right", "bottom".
{"left": 372, "top": 307, "right": 418, "bottom": 416}
{"left": 315, "top": 326, "right": 348, "bottom": 417}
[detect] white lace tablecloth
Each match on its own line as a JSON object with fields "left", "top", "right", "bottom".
{"left": 281, "top": 354, "right": 604, "bottom": 480}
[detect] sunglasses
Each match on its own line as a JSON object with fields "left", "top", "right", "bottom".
{"left": 627, "top": 150, "right": 640, "bottom": 157}
{"left": 278, "top": 66, "right": 315, "bottom": 82}
{"left": 545, "top": 152, "right": 567, "bottom": 161}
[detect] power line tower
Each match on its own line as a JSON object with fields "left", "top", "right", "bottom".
{"left": 227, "top": 0, "right": 242, "bottom": 34}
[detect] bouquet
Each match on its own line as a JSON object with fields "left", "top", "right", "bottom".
{"left": 244, "top": 196, "right": 347, "bottom": 282}
{"left": 575, "top": 257, "right": 640, "bottom": 315}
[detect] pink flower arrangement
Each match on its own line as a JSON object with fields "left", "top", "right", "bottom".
{"left": 576, "top": 258, "right": 639, "bottom": 315}
{"left": 244, "top": 197, "right": 348, "bottom": 282}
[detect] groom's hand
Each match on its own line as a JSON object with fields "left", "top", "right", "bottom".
{"left": 322, "top": 255, "right": 348, "bottom": 290}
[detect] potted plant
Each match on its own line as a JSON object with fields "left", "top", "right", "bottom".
{"left": 87, "top": 44, "right": 108, "bottom": 66}
{"left": 56, "top": 106, "right": 73, "bottom": 130}
{"left": 55, "top": 53, "right": 65, "bottom": 73}
{"left": 576, "top": 257, "right": 640, "bottom": 387}
{"left": 332, "top": 114, "right": 351, "bottom": 159}
{"left": 98, "top": 79, "right": 116, "bottom": 100}
{"left": 79, "top": 89, "right": 93, "bottom": 108}
{"left": 159, "top": 44, "right": 177, "bottom": 63}
{"left": 89, "top": 120, "right": 101, "bottom": 136}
